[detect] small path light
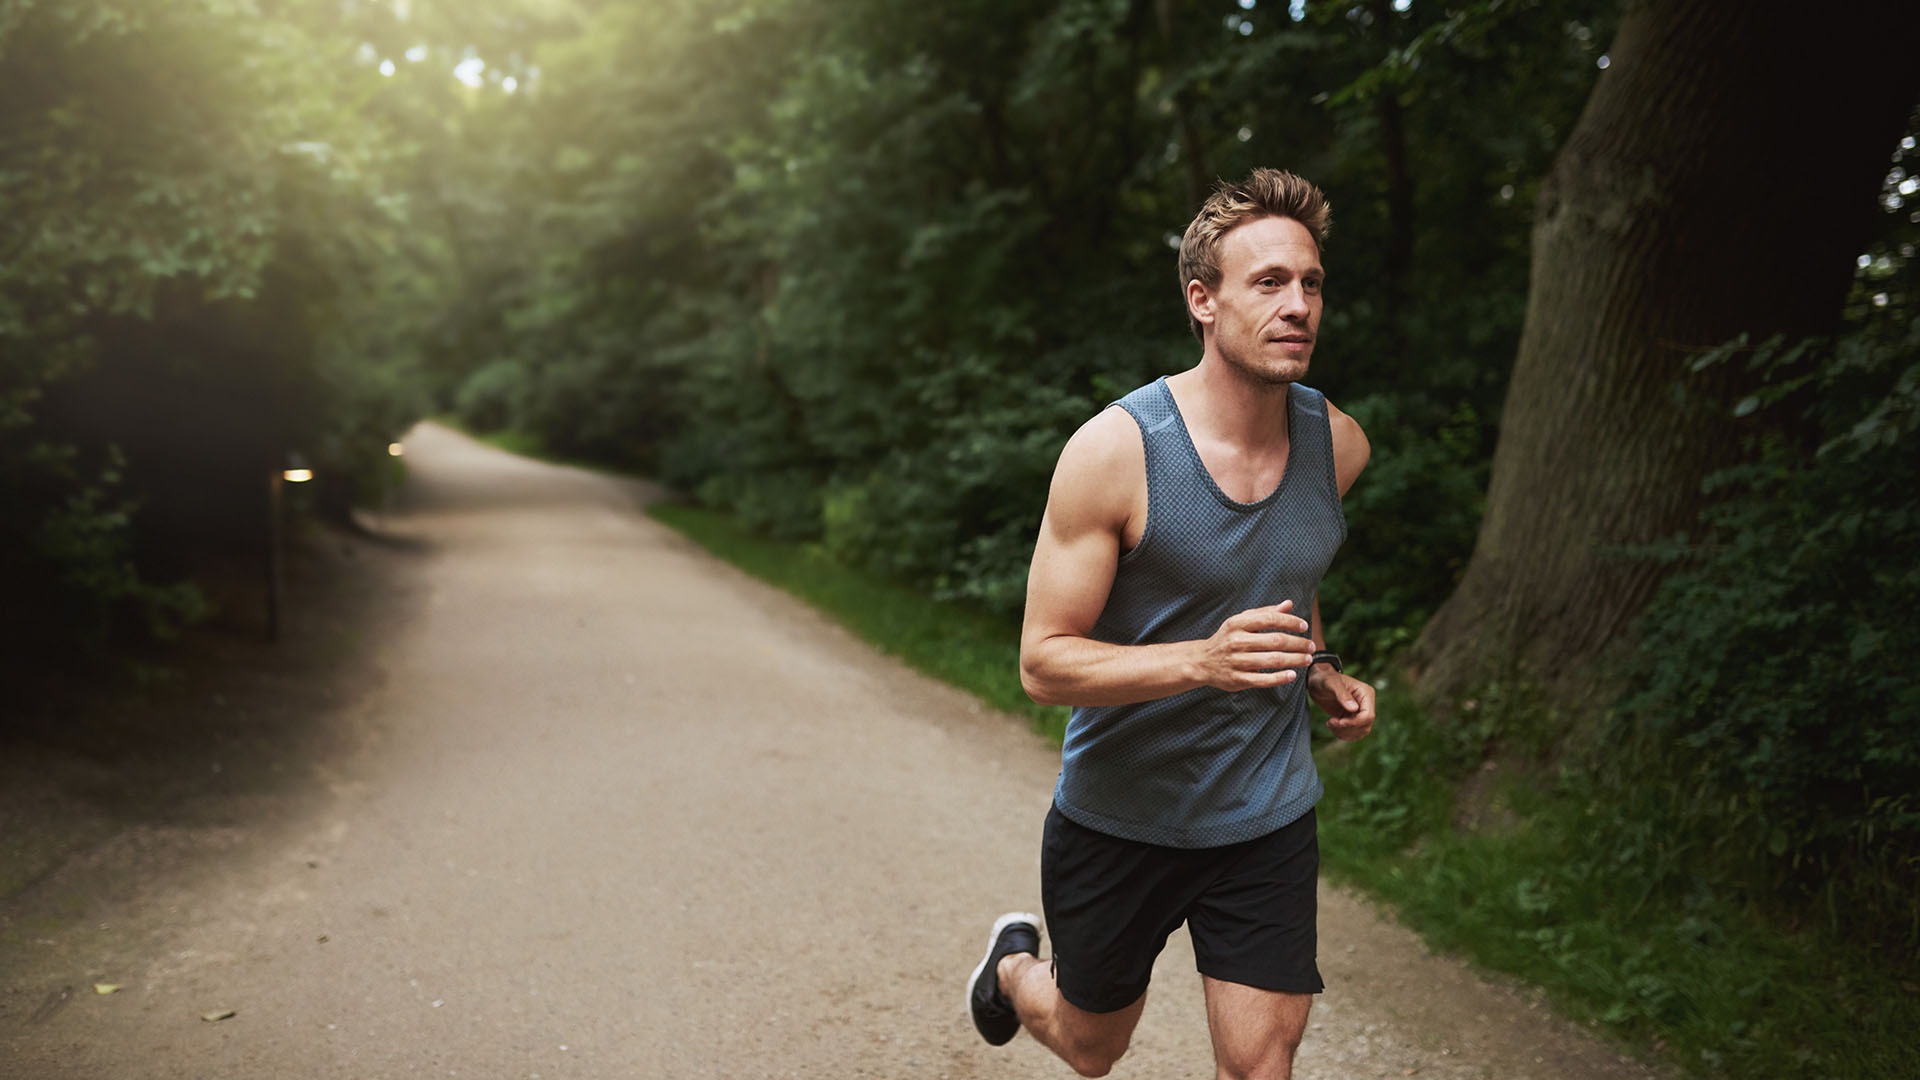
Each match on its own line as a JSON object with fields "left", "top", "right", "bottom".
{"left": 268, "top": 453, "right": 313, "bottom": 642}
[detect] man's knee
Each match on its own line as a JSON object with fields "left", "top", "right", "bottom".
{"left": 1216, "top": 1047, "right": 1297, "bottom": 1080}
{"left": 1059, "top": 1030, "right": 1131, "bottom": 1078}
{"left": 1055, "top": 1001, "right": 1141, "bottom": 1078}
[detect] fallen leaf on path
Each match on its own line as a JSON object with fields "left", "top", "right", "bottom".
{"left": 201, "top": 1009, "right": 237, "bottom": 1022}
{"left": 93, "top": 984, "right": 122, "bottom": 995}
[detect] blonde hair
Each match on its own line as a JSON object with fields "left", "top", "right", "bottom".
{"left": 1177, "top": 169, "right": 1332, "bottom": 340}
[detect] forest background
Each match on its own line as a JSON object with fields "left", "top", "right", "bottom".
{"left": 3, "top": 0, "right": 1917, "bottom": 1075}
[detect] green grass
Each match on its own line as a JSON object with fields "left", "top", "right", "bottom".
{"left": 548, "top": 448, "right": 1916, "bottom": 1079}
{"left": 469, "top": 427, "right": 616, "bottom": 475}
{"left": 473, "top": 427, "right": 550, "bottom": 460}
{"left": 1319, "top": 687, "right": 1920, "bottom": 1079}
{"left": 648, "top": 502, "right": 1067, "bottom": 741}
{"left": 432, "top": 417, "right": 626, "bottom": 477}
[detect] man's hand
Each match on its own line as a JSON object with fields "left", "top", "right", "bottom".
{"left": 1197, "top": 600, "right": 1316, "bottom": 692}
{"left": 1308, "top": 668, "right": 1376, "bottom": 741}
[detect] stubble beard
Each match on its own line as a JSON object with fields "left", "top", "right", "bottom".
{"left": 1218, "top": 336, "right": 1311, "bottom": 388}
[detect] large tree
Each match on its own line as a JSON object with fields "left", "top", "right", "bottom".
{"left": 1409, "top": 0, "right": 1920, "bottom": 704}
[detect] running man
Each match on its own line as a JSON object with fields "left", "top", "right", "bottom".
{"left": 967, "top": 168, "right": 1376, "bottom": 1079}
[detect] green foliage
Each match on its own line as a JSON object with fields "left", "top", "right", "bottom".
{"left": 453, "top": 359, "right": 531, "bottom": 434}
{"left": 1321, "top": 393, "right": 1490, "bottom": 667}
{"left": 1595, "top": 302, "right": 1920, "bottom": 958}
{"left": 0, "top": 0, "right": 441, "bottom": 674}
{"left": 0, "top": 442, "right": 208, "bottom": 654}
{"left": 1318, "top": 682, "right": 1482, "bottom": 854}
{"left": 436, "top": 0, "right": 1610, "bottom": 642}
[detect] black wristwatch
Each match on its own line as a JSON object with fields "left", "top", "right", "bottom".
{"left": 1309, "top": 650, "right": 1343, "bottom": 674}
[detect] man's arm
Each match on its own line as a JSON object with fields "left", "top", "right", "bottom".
{"left": 1307, "top": 400, "right": 1376, "bottom": 740}
{"left": 1328, "top": 399, "right": 1370, "bottom": 497}
{"left": 1019, "top": 408, "right": 1316, "bottom": 708}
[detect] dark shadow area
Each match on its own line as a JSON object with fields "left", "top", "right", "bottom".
{"left": 0, "top": 517, "right": 423, "bottom": 906}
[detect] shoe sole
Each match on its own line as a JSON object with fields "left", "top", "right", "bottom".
{"left": 966, "top": 910, "right": 1041, "bottom": 1031}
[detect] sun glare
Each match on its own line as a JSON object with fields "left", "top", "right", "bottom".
{"left": 454, "top": 57, "right": 486, "bottom": 89}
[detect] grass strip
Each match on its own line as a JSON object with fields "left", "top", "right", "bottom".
{"left": 458, "top": 425, "right": 619, "bottom": 476}
{"left": 647, "top": 502, "right": 1067, "bottom": 742}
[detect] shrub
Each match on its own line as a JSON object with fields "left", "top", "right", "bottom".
{"left": 1600, "top": 312, "right": 1920, "bottom": 957}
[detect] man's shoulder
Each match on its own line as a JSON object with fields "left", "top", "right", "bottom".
{"left": 1045, "top": 404, "right": 1148, "bottom": 535}
{"left": 1060, "top": 404, "right": 1145, "bottom": 473}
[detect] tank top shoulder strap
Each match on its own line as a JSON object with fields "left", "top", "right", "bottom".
{"left": 1286, "top": 384, "right": 1342, "bottom": 507}
{"left": 1111, "top": 377, "right": 1186, "bottom": 496}
{"left": 1112, "top": 377, "right": 1178, "bottom": 436}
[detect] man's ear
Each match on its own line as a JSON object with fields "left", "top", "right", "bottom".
{"left": 1185, "top": 279, "right": 1215, "bottom": 329}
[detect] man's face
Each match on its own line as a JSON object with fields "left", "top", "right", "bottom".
{"left": 1192, "top": 215, "right": 1323, "bottom": 385}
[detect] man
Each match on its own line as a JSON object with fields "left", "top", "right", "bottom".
{"left": 966, "top": 168, "right": 1377, "bottom": 1079}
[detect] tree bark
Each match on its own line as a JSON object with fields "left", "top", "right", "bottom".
{"left": 1407, "top": 0, "right": 1920, "bottom": 707}
{"left": 1371, "top": 0, "right": 1413, "bottom": 367}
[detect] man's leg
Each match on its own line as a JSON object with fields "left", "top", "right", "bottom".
{"left": 1201, "top": 976, "right": 1312, "bottom": 1080}
{"left": 1000, "top": 952, "right": 1147, "bottom": 1079}
{"left": 970, "top": 806, "right": 1177, "bottom": 1072}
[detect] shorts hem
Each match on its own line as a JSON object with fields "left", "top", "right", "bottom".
{"left": 1056, "top": 979, "right": 1151, "bottom": 1015}
{"left": 1196, "top": 962, "right": 1324, "bottom": 996}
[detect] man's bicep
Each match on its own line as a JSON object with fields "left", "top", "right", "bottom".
{"left": 1023, "top": 503, "right": 1121, "bottom": 645}
{"left": 1021, "top": 412, "right": 1138, "bottom": 647}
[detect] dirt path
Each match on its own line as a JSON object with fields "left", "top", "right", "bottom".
{"left": 1, "top": 423, "right": 1667, "bottom": 1079}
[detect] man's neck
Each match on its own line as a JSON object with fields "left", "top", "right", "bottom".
{"left": 1169, "top": 355, "right": 1293, "bottom": 451}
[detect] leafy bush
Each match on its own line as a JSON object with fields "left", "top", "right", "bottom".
{"left": 1597, "top": 311, "right": 1920, "bottom": 957}
{"left": 1321, "top": 392, "right": 1490, "bottom": 669}
{"left": 454, "top": 359, "right": 531, "bottom": 434}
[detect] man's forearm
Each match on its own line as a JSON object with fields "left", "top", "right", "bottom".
{"left": 1020, "top": 635, "right": 1214, "bottom": 708}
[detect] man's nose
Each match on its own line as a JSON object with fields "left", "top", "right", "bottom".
{"left": 1278, "top": 282, "right": 1310, "bottom": 319}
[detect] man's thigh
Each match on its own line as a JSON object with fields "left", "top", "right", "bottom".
{"left": 1041, "top": 805, "right": 1201, "bottom": 1012}
{"left": 1186, "top": 808, "right": 1324, "bottom": 995}
{"left": 1202, "top": 977, "right": 1312, "bottom": 1080}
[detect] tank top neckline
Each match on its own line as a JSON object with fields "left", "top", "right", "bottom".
{"left": 1151, "top": 376, "right": 1300, "bottom": 513}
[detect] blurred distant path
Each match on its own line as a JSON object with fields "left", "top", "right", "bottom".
{"left": 0, "top": 422, "right": 1667, "bottom": 1078}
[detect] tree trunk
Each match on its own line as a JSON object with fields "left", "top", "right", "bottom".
{"left": 1371, "top": 0, "right": 1413, "bottom": 367}
{"left": 1407, "top": 0, "right": 1920, "bottom": 707}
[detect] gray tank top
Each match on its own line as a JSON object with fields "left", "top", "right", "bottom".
{"left": 1053, "top": 377, "right": 1346, "bottom": 848}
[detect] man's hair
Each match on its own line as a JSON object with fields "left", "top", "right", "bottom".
{"left": 1177, "top": 169, "right": 1332, "bottom": 340}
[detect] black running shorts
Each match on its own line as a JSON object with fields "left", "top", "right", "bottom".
{"left": 1040, "top": 803, "right": 1323, "bottom": 1013}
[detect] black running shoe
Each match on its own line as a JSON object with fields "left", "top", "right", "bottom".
{"left": 967, "top": 911, "right": 1041, "bottom": 1046}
